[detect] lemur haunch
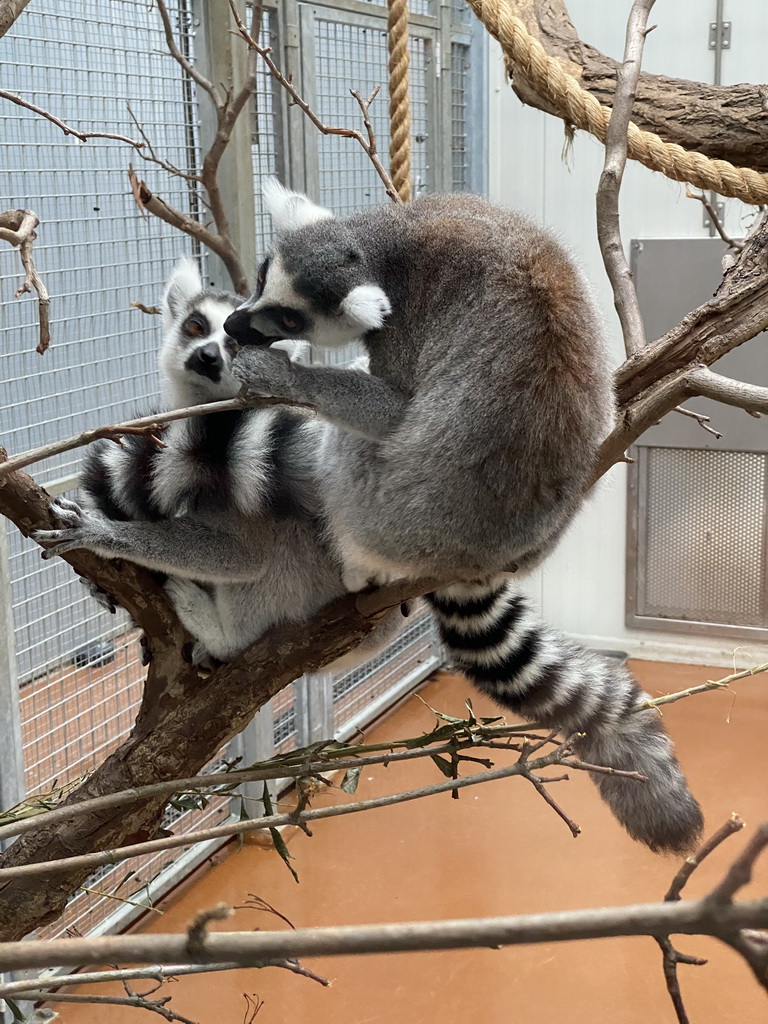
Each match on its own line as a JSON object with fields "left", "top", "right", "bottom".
{"left": 34, "top": 259, "right": 403, "bottom": 669}
{"left": 223, "top": 182, "right": 703, "bottom": 854}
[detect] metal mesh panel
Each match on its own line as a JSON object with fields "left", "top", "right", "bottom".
{"left": 638, "top": 448, "right": 767, "bottom": 627}
{"left": 271, "top": 682, "right": 300, "bottom": 753}
{"left": 251, "top": 7, "right": 281, "bottom": 255}
{"left": 314, "top": 20, "right": 431, "bottom": 214}
{"left": 451, "top": 42, "right": 470, "bottom": 191}
{"left": 332, "top": 609, "right": 441, "bottom": 733}
{"left": 37, "top": 761, "right": 232, "bottom": 939}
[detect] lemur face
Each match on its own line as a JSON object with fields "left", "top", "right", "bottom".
{"left": 160, "top": 259, "right": 241, "bottom": 402}
{"left": 224, "top": 179, "right": 391, "bottom": 350}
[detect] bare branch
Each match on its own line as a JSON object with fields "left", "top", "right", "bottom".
{"left": 656, "top": 815, "right": 746, "bottom": 1024}
{"left": 227, "top": 0, "right": 402, "bottom": 205}
{"left": 126, "top": 102, "right": 203, "bottom": 183}
{"left": 687, "top": 188, "right": 744, "bottom": 251}
{"left": 0, "top": 208, "right": 51, "bottom": 353}
{"left": 0, "top": 962, "right": 242, "bottom": 1000}
{"left": 0, "top": 88, "right": 145, "bottom": 149}
{"left": 595, "top": 0, "right": 654, "bottom": 356}
{"left": 0, "top": 750, "right": 583, "bottom": 884}
{"left": 672, "top": 405, "right": 723, "bottom": 439}
{"left": 687, "top": 366, "right": 768, "bottom": 418}
{"left": 155, "top": 0, "right": 221, "bottom": 106}
{"left": 638, "top": 662, "right": 768, "bottom": 712}
{"left": 3, "top": 822, "right": 768, "bottom": 973}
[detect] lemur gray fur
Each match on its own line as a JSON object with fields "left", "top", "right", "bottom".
{"left": 221, "top": 181, "right": 704, "bottom": 854}
{"left": 34, "top": 258, "right": 403, "bottom": 670}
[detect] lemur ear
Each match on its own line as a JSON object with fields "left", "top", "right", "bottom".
{"left": 340, "top": 285, "right": 392, "bottom": 331}
{"left": 163, "top": 258, "right": 202, "bottom": 328}
{"left": 262, "top": 177, "right": 333, "bottom": 232}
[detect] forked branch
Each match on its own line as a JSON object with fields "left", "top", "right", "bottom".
{"left": 0, "top": 208, "right": 50, "bottom": 354}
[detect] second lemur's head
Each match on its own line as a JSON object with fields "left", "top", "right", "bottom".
{"left": 224, "top": 179, "right": 392, "bottom": 350}
{"left": 160, "top": 258, "right": 242, "bottom": 408}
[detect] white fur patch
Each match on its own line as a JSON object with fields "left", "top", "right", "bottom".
{"left": 262, "top": 178, "right": 333, "bottom": 233}
{"left": 162, "top": 257, "right": 202, "bottom": 333}
{"left": 340, "top": 285, "right": 392, "bottom": 331}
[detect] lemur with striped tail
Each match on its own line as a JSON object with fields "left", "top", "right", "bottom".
{"left": 34, "top": 258, "right": 403, "bottom": 670}
{"left": 223, "top": 181, "right": 703, "bottom": 853}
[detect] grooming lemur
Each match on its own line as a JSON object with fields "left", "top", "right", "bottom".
{"left": 219, "top": 181, "right": 703, "bottom": 854}
{"left": 34, "top": 258, "right": 402, "bottom": 669}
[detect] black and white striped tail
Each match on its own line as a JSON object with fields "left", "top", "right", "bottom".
{"left": 427, "top": 579, "right": 703, "bottom": 854}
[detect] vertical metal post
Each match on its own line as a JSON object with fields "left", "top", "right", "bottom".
{"left": 0, "top": 521, "right": 25, "bottom": 843}
{"left": 192, "top": 0, "right": 258, "bottom": 291}
{"left": 233, "top": 704, "right": 277, "bottom": 805}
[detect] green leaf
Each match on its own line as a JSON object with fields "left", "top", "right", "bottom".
{"left": 430, "top": 754, "right": 455, "bottom": 778}
{"left": 339, "top": 766, "right": 362, "bottom": 794}
{"left": 262, "top": 782, "right": 300, "bottom": 884}
{"left": 6, "top": 999, "right": 23, "bottom": 1021}
{"left": 414, "top": 694, "right": 467, "bottom": 724}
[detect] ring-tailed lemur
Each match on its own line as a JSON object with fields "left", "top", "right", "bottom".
{"left": 221, "top": 181, "right": 703, "bottom": 854}
{"left": 34, "top": 258, "right": 403, "bottom": 670}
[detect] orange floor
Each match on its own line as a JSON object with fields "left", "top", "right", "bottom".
{"left": 63, "top": 661, "right": 768, "bottom": 1024}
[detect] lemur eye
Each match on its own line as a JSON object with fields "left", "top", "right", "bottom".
{"left": 256, "top": 258, "right": 270, "bottom": 298}
{"left": 183, "top": 314, "right": 208, "bottom": 338}
{"left": 282, "top": 314, "right": 298, "bottom": 330}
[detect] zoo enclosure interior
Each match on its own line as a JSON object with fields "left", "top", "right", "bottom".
{"left": 0, "top": 0, "right": 483, "bottom": 939}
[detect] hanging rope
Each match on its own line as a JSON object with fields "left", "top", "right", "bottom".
{"left": 466, "top": 0, "right": 768, "bottom": 205}
{"left": 388, "top": 0, "right": 412, "bottom": 202}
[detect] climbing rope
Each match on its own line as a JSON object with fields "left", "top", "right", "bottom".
{"left": 465, "top": 0, "right": 768, "bottom": 205}
{"left": 388, "top": 0, "right": 412, "bottom": 202}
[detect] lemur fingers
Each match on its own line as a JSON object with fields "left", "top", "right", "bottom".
{"left": 31, "top": 498, "right": 106, "bottom": 559}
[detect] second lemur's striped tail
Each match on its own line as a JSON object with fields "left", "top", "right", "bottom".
{"left": 426, "top": 579, "right": 703, "bottom": 854}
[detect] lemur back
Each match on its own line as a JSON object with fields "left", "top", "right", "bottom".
{"left": 223, "top": 183, "right": 704, "bottom": 853}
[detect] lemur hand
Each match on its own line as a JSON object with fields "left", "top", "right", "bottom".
{"left": 233, "top": 346, "right": 298, "bottom": 403}
{"left": 31, "top": 497, "right": 113, "bottom": 559}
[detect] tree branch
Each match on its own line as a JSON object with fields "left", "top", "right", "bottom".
{"left": 0, "top": 88, "right": 145, "bottom": 149}
{"left": 595, "top": 0, "right": 654, "bottom": 356}
{"left": 686, "top": 367, "right": 768, "bottom": 418}
{"left": 503, "top": 0, "right": 768, "bottom": 174}
{"left": 656, "top": 815, "right": 746, "bottom": 1024}
{"left": 2, "top": 822, "right": 768, "bottom": 973}
{"left": 0, "top": 0, "right": 30, "bottom": 38}
{"left": 0, "top": 208, "right": 50, "bottom": 353}
{"left": 227, "top": 0, "right": 401, "bottom": 205}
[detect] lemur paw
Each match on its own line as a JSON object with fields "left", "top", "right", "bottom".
{"left": 78, "top": 575, "right": 117, "bottom": 614}
{"left": 233, "top": 346, "right": 296, "bottom": 402}
{"left": 31, "top": 497, "right": 109, "bottom": 559}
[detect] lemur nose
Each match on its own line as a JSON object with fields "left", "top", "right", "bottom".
{"left": 224, "top": 309, "right": 271, "bottom": 346}
{"left": 198, "top": 342, "right": 221, "bottom": 365}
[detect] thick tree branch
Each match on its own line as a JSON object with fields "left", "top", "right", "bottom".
{"left": 595, "top": 0, "right": 654, "bottom": 356}
{"left": 506, "top": 0, "right": 768, "bottom": 173}
{"left": 686, "top": 367, "right": 768, "bottom": 418}
{"left": 0, "top": 0, "right": 30, "bottom": 38}
{"left": 593, "top": 211, "right": 768, "bottom": 479}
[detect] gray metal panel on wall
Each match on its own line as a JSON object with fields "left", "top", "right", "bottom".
{"left": 631, "top": 237, "right": 767, "bottom": 453}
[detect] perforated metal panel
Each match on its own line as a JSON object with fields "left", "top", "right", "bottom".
{"left": 627, "top": 238, "right": 768, "bottom": 640}
{"left": 633, "top": 448, "right": 767, "bottom": 630}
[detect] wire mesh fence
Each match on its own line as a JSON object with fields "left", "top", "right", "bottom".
{"left": 0, "top": 0, "right": 479, "bottom": 937}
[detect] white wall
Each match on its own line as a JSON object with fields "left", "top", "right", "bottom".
{"left": 486, "top": 1, "right": 766, "bottom": 667}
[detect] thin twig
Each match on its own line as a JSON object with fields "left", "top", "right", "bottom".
{"left": 0, "top": 751, "right": 582, "bottom": 883}
{"left": 0, "top": 962, "right": 243, "bottom": 1000}
{"left": 0, "top": 88, "right": 145, "bottom": 149}
{"left": 595, "top": 0, "right": 655, "bottom": 355}
{"left": 227, "top": 0, "right": 401, "bottom": 204}
{"left": 656, "top": 814, "right": 746, "bottom": 1024}
{"left": 155, "top": 0, "right": 220, "bottom": 105}
{"left": 639, "top": 662, "right": 768, "bottom": 711}
{"left": 672, "top": 404, "right": 723, "bottom": 438}
{"left": 687, "top": 188, "right": 744, "bottom": 251}
{"left": 13, "top": 990, "right": 201, "bottom": 1024}
{"left": 126, "top": 101, "right": 203, "bottom": 183}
